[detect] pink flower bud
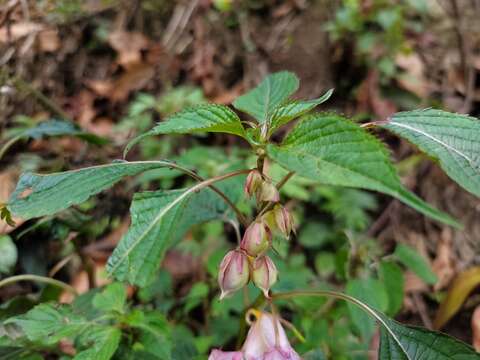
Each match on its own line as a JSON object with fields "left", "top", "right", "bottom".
{"left": 256, "top": 181, "right": 280, "bottom": 203}
{"left": 252, "top": 255, "right": 278, "bottom": 297}
{"left": 244, "top": 169, "right": 263, "bottom": 198}
{"left": 273, "top": 204, "right": 294, "bottom": 238}
{"left": 240, "top": 220, "right": 271, "bottom": 257}
{"left": 242, "top": 311, "right": 301, "bottom": 360}
{"left": 208, "top": 349, "right": 243, "bottom": 360}
{"left": 218, "top": 250, "right": 250, "bottom": 300}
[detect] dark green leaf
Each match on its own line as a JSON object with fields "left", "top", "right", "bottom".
{"left": 125, "top": 104, "right": 247, "bottom": 155}
{"left": 74, "top": 325, "right": 121, "bottom": 360}
{"left": 383, "top": 109, "right": 480, "bottom": 197}
{"left": 233, "top": 71, "right": 299, "bottom": 122}
{"left": 107, "top": 183, "right": 239, "bottom": 286}
{"left": 394, "top": 244, "right": 437, "bottom": 285}
{"left": 0, "top": 235, "right": 17, "bottom": 274}
{"left": 378, "top": 315, "right": 480, "bottom": 359}
{"left": 8, "top": 161, "right": 174, "bottom": 220}
{"left": 269, "top": 89, "right": 334, "bottom": 132}
{"left": 267, "top": 113, "right": 460, "bottom": 227}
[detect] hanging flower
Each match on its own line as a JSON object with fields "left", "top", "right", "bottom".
{"left": 257, "top": 181, "right": 280, "bottom": 203}
{"left": 208, "top": 349, "right": 243, "bottom": 360}
{"left": 252, "top": 256, "right": 278, "bottom": 298}
{"left": 241, "top": 220, "right": 271, "bottom": 257}
{"left": 244, "top": 169, "right": 263, "bottom": 198}
{"left": 218, "top": 249, "right": 250, "bottom": 299}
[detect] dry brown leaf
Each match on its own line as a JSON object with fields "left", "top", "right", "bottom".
{"left": 433, "top": 266, "right": 480, "bottom": 330}
{"left": 0, "top": 22, "right": 43, "bottom": 43}
{"left": 472, "top": 305, "right": 480, "bottom": 351}
{"left": 59, "top": 262, "right": 110, "bottom": 303}
{"left": 356, "top": 70, "right": 396, "bottom": 120}
{"left": 404, "top": 271, "right": 429, "bottom": 293}
{"left": 395, "top": 53, "right": 429, "bottom": 98}
{"left": 86, "top": 62, "right": 155, "bottom": 102}
{"left": 108, "top": 30, "right": 150, "bottom": 70}
{"left": 38, "top": 29, "right": 60, "bottom": 52}
{"left": 432, "top": 229, "right": 456, "bottom": 291}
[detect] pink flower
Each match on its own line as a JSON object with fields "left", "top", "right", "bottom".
{"left": 208, "top": 349, "right": 243, "bottom": 360}
{"left": 252, "top": 256, "right": 278, "bottom": 298}
{"left": 208, "top": 312, "right": 301, "bottom": 360}
{"left": 218, "top": 249, "right": 250, "bottom": 299}
{"left": 244, "top": 169, "right": 263, "bottom": 198}
{"left": 242, "top": 311, "right": 301, "bottom": 360}
{"left": 241, "top": 220, "right": 271, "bottom": 257}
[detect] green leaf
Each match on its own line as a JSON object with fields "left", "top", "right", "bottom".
{"left": 92, "top": 283, "right": 127, "bottom": 314}
{"left": 233, "top": 71, "right": 299, "bottom": 122}
{"left": 267, "top": 113, "right": 460, "bottom": 227}
{"left": 107, "top": 183, "right": 239, "bottom": 286}
{"left": 383, "top": 109, "right": 480, "bottom": 197}
{"left": 21, "top": 119, "right": 107, "bottom": 145}
{"left": 125, "top": 104, "right": 247, "bottom": 155}
{"left": 379, "top": 261, "right": 404, "bottom": 316}
{"left": 378, "top": 315, "right": 479, "bottom": 360}
{"left": 269, "top": 89, "right": 334, "bottom": 132}
{"left": 126, "top": 310, "right": 172, "bottom": 360}
{"left": 4, "top": 303, "right": 86, "bottom": 345}
{"left": 346, "top": 278, "right": 389, "bottom": 340}
{"left": 7, "top": 161, "right": 173, "bottom": 220}
{"left": 0, "top": 235, "right": 17, "bottom": 274}
{"left": 394, "top": 244, "right": 437, "bottom": 285}
{"left": 74, "top": 325, "right": 121, "bottom": 360}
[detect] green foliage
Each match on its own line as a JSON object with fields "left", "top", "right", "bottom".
{"left": 7, "top": 161, "right": 173, "bottom": 220}
{"left": 394, "top": 244, "right": 437, "bottom": 285}
{"left": 267, "top": 113, "right": 459, "bottom": 227}
{"left": 384, "top": 109, "right": 480, "bottom": 197}
{"left": 378, "top": 315, "right": 479, "bottom": 359}
{"left": 379, "top": 261, "right": 404, "bottom": 316}
{"left": 0, "top": 235, "right": 17, "bottom": 274}
{"left": 107, "top": 180, "right": 241, "bottom": 286}
{"left": 233, "top": 71, "right": 299, "bottom": 123}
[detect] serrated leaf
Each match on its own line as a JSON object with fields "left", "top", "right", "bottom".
{"left": 346, "top": 278, "right": 389, "bottom": 340}
{"left": 4, "top": 303, "right": 86, "bottom": 345}
{"left": 7, "top": 161, "right": 173, "bottom": 220}
{"left": 269, "top": 89, "right": 334, "bottom": 132}
{"left": 378, "top": 315, "right": 479, "bottom": 360}
{"left": 125, "top": 104, "right": 247, "bottom": 155}
{"left": 74, "top": 325, "right": 121, "bottom": 360}
{"left": 92, "top": 283, "right": 127, "bottom": 314}
{"left": 267, "top": 113, "right": 460, "bottom": 227}
{"left": 107, "top": 181, "right": 240, "bottom": 286}
{"left": 379, "top": 261, "right": 404, "bottom": 316}
{"left": 383, "top": 109, "right": 480, "bottom": 197}
{"left": 233, "top": 71, "right": 299, "bottom": 123}
{"left": 434, "top": 267, "right": 480, "bottom": 330}
{"left": 394, "top": 244, "right": 437, "bottom": 285}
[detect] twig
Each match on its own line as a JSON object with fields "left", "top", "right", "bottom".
{"left": 0, "top": 274, "right": 77, "bottom": 295}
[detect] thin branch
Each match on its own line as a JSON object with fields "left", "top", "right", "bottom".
{"left": 0, "top": 274, "right": 77, "bottom": 295}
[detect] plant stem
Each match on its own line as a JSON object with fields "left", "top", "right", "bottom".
{"left": 0, "top": 274, "right": 77, "bottom": 295}
{"left": 171, "top": 163, "right": 250, "bottom": 227}
{"left": 0, "top": 134, "right": 22, "bottom": 161}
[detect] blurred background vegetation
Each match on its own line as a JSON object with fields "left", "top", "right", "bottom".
{"left": 1, "top": 0, "right": 480, "bottom": 359}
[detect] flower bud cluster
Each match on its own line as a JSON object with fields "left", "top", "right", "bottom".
{"left": 217, "top": 170, "right": 295, "bottom": 300}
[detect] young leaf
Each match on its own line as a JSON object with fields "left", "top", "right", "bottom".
{"left": 434, "top": 267, "right": 480, "bottom": 330}
{"left": 394, "top": 244, "right": 437, "bottom": 285}
{"left": 125, "top": 104, "right": 247, "bottom": 155}
{"left": 107, "top": 180, "right": 241, "bottom": 286}
{"left": 233, "top": 71, "right": 299, "bottom": 123}
{"left": 346, "top": 278, "right": 389, "bottom": 340}
{"left": 4, "top": 303, "right": 86, "bottom": 345}
{"left": 383, "top": 109, "right": 480, "bottom": 198}
{"left": 379, "top": 261, "right": 404, "bottom": 316}
{"left": 267, "top": 113, "right": 460, "bottom": 227}
{"left": 269, "top": 89, "right": 334, "bottom": 132}
{"left": 73, "top": 325, "right": 121, "bottom": 360}
{"left": 7, "top": 161, "right": 173, "bottom": 220}
{"left": 92, "top": 283, "right": 127, "bottom": 314}
{"left": 378, "top": 315, "right": 479, "bottom": 360}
